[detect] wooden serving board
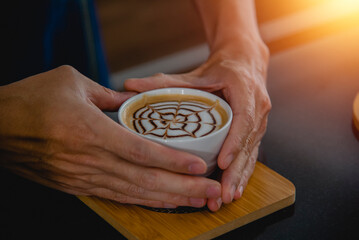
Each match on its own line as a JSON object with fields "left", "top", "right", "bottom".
{"left": 78, "top": 162, "right": 295, "bottom": 240}
{"left": 353, "top": 93, "right": 359, "bottom": 131}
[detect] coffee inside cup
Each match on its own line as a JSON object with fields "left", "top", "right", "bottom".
{"left": 121, "top": 93, "right": 228, "bottom": 140}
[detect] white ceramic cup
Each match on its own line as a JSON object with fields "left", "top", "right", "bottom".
{"left": 118, "top": 88, "right": 233, "bottom": 176}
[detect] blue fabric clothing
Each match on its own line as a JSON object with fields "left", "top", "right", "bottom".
{"left": 3, "top": 0, "right": 110, "bottom": 88}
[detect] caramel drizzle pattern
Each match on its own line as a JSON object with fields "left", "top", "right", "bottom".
{"left": 132, "top": 101, "right": 218, "bottom": 139}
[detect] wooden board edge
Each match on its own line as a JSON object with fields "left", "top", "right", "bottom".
{"left": 256, "top": 162, "right": 296, "bottom": 194}
{"left": 353, "top": 93, "right": 359, "bottom": 131}
{"left": 193, "top": 193, "right": 296, "bottom": 240}
{"left": 77, "top": 162, "right": 296, "bottom": 240}
{"left": 77, "top": 195, "right": 138, "bottom": 240}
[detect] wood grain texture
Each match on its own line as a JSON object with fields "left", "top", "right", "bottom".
{"left": 78, "top": 162, "right": 295, "bottom": 240}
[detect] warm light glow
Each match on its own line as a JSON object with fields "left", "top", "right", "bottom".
{"left": 330, "top": 0, "right": 359, "bottom": 15}
{"left": 260, "top": 0, "right": 359, "bottom": 43}
{"left": 341, "top": 0, "right": 359, "bottom": 8}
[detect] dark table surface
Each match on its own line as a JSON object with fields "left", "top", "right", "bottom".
{"left": 1, "top": 28, "right": 359, "bottom": 240}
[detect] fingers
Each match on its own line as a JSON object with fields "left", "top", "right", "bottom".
{"left": 79, "top": 153, "right": 220, "bottom": 207}
{"left": 87, "top": 83, "right": 137, "bottom": 111}
{"left": 221, "top": 143, "right": 259, "bottom": 204}
{"left": 91, "top": 187, "right": 207, "bottom": 209}
{"left": 207, "top": 143, "right": 258, "bottom": 211}
{"left": 216, "top": 86, "right": 270, "bottom": 204}
{"left": 218, "top": 96, "right": 269, "bottom": 171}
{"left": 89, "top": 187, "right": 168, "bottom": 208}
{"left": 35, "top": 152, "right": 212, "bottom": 208}
{"left": 98, "top": 155, "right": 221, "bottom": 199}
{"left": 124, "top": 73, "right": 193, "bottom": 92}
{"left": 207, "top": 197, "right": 223, "bottom": 212}
{"left": 67, "top": 126, "right": 221, "bottom": 205}
{"left": 39, "top": 155, "right": 211, "bottom": 208}
{"left": 80, "top": 75, "right": 209, "bottom": 176}
{"left": 217, "top": 77, "right": 271, "bottom": 170}
{"left": 125, "top": 73, "right": 223, "bottom": 93}
{"left": 84, "top": 174, "right": 208, "bottom": 208}
{"left": 233, "top": 145, "right": 258, "bottom": 200}
{"left": 95, "top": 115, "right": 208, "bottom": 175}
{"left": 217, "top": 111, "right": 254, "bottom": 170}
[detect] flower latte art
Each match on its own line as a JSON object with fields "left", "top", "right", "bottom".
{"left": 122, "top": 94, "right": 228, "bottom": 140}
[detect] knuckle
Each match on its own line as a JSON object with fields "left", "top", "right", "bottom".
{"left": 114, "top": 193, "right": 129, "bottom": 203}
{"left": 128, "top": 145, "right": 150, "bottom": 165}
{"left": 126, "top": 184, "right": 146, "bottom": 196}
{"left": 232, "top": 134, "right": 244, "bottom": 149}
{"left": 78, "top": 156, "right": 99, "bottom": 169}
{"left": 225, "top": 169, "right": 241, "bottom": 187}
{"left": 236, "top": 110, "right": 255, "bottom": 131}
{"left": 152, "top": 72, "right": 171, "bottom": 88}
{"left": 153, "top": 72, "right": 167, "bottom": 79}
{"left": 71, "top": 121, "right": 97, "bottom": 144}
{"left": 101, "top": 86, "right": 117, "bottom": 99}
{"left": 249, "top": 155, "right": 257, "bottom": 165}
{"left": 259, "top": 92, "right": 272, "bottom": 114}
{"left": 265, "top": 96, "right": 272, "bottom": 111}
{"left": 58, "top": 64, "right": 75, "bottom": 71}
{"left": 261, "top": 44, "right": 270, "bottom": 61}
{"left": 98, "top": 189, "right": 129, "bottom": 203}
{"left": 182, "top": 180, "right": 198, "bottom": 197}
{"left": 166, "top": 152, "right": 182, "bottom": 170}
{"left": 82, "top": 173, "right": 100, "bottom": 186}
{"left": 240, "top": 172, "right": 250, "bottom": 187}
{"left": 243, "top": 146, "right": 251, "bottom": 159}
{"left": 56, "top": 65, "right": 79, "bottom": 80}
{"left": 263, "top": 98, "right": 272, "bottom": 114}
{"left": 233, "top": 135, "right": 251, "bottom": 153}
{"left": 167, "top": 194, "right": 187, "bottom": 205}
{"left": 241, "top": 169, "right": 250, "bottom": 180}
{"left": 138, "top": 170, "right": 159, "bottom": 191}
{"left": 245, "top": 136, "right": 254, "bottom": 148}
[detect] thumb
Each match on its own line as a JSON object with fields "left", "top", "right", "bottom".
{"left": 89, "top": 84, "right": 137, "bottom": 111}
{"left": 124, "top": 73, "right": 193, "bottom": 92}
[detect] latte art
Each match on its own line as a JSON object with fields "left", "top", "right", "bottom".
{"left": 131, "top": 100, "right": 223, "bottom": 139}
{"left": 119, "top": 89, "right": 232, "bottom": 177}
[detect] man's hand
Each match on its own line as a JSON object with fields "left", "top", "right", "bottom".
{"left": 124, "top": 42, "right": 271, "bottom": 211}
{"left": 0, "top": 65, "right": 221, "bottom": 208}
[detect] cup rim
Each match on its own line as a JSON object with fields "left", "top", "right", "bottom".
{"left": 118, "top": 88, "right": 233, "bottom": 143}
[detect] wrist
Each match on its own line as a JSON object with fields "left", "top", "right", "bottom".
{"left": 198, "top": 37, "right": 269, "bottom": 86}
{"left": 210, "top": 35, "right": 269, "bottom": 61}
{"left": 209, "top": 36, "right": 269, "bottom": 75}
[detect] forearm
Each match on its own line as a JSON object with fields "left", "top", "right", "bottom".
{"left": 193, "top": 0, "right": 267, "bottom": 58}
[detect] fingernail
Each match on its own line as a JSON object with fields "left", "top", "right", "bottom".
{"left": 230, "top": 185, "right": 236, "bottom": 201}
{"left": 164, "top": 203, "right": 177, "bottom": 209}
{"left": 216, "top": 197, "right": 222, "bottom": 208}
{"left": 188, "top": 162, "right": 206, "bottom": 174}
{"left": 206, "top": 185, "right": 221, "bottom": 198}
{"left": 190, "top": 198, "right": 205, "bottom": 208}
{"left": 238, "top": 185, "right": 244, "bottom": 197}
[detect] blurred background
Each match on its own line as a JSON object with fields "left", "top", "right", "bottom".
{"left": 95, "top": 0, "right": 359, "bottom": 90}
{"left": 1, "top": 1, "right": 358, "bottom": 239}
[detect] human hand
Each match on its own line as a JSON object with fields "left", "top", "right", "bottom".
{"left": 0, "top": 65, "right": 221, "bottom": 208}
{"left": 124, "top": 44, "right": 271, "bottom": 211}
